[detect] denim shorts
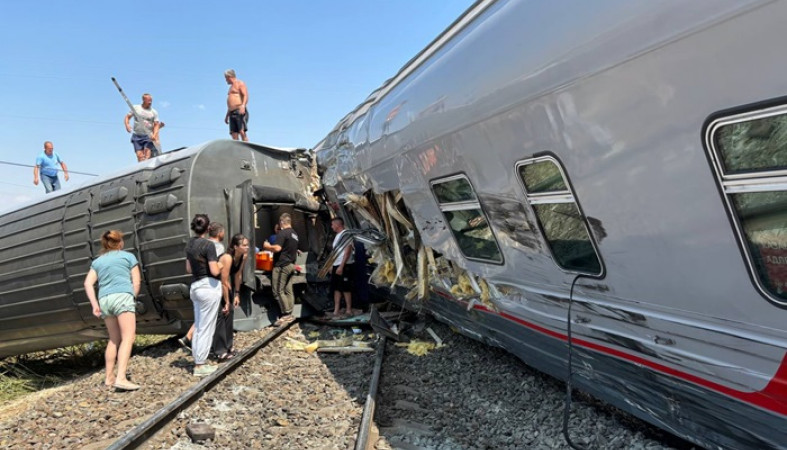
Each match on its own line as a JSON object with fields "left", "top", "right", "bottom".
{"left": 99, "top": 292, "right": 136, "bottom": 318}
{"left": 131, "top": 133, "right": 154, "bottom": 151}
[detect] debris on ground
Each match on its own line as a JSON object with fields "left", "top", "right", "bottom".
{"left": 394, "top": 340, "right": 443, "bottom": 357}
{"left": 425, "top": 327, "right": 443, "bottom": 347}
{"left": 186, "top": 422, "right": 215, "bottom": 443}
{"left": 285, "top": 326, "right": 378, "bottom": 354}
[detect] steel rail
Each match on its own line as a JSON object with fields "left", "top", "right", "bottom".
{"left": 107, "top": 320, "right": 297, "bottom": 450}
{"left": 355, "top": 335, "right": 387, "bottom": 450}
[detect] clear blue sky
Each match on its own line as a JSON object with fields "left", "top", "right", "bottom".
{"left": 0, "top": 1, "right": 473, "bottom": 209}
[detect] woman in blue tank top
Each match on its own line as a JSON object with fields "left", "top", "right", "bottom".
{"left": 83, "top": 230, "right": 141, "bottom": 391}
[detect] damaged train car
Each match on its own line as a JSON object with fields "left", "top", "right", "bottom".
{"left": 313, "top": 0, "right": 787, "bottom": 448}
{"left": 0, "top": 140, "right": 331, "bottom": 357}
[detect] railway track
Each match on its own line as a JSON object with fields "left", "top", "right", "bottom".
{"left": 0, "top": 312, "right": 696, "bottom": 450}
{"left": 108, "top": 320, "right": 386, "bottom": 449}
{"left": 106, "top": 321, "right": 298, "bottom": 449}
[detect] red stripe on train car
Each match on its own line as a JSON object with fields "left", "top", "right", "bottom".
{"left": 465, "top": 303, "right": 787, "bottom": 416}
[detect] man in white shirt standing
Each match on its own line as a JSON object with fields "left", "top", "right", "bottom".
{"left": 330, "top": 217, "right": 355, "bottom": 318}
{"left": 124, "top": 93, "right": 160, "bottom": 162}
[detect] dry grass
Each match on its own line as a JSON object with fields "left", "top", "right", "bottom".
{"left": 0, "top": 335, "right": 172, "bottom": 405}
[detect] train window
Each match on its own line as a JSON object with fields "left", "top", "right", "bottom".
{"left": 431, "top": 175, "right": 502, "bottom": 263}
{"left": 708, "top": 106, "right": 787, "bottom": 304}
{"left": 731, "top": 191, "right": 787, "bottom": 300}
{"left": 520, "top": 159, "right": 568, "bottom": 193}
{"left": 713, "top": 113, "right": 787, "bottom": 175}
{"left": 433, "top": 177, "right": 477, "bottom": 203}
{"left": 517, "top": 157, "right": 602, "bottom": 275}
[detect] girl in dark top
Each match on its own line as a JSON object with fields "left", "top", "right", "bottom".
{"left": 185, "top": 214, "right": 222, "bottom": 377}
{"left": 213, "top": 233, "right": 249, "bottom": 360}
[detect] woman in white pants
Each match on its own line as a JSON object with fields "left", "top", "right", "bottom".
{"left": 185, "top": 214, "right": 222, "bottom": 377}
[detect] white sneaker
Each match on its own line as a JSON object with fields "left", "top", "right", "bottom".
{"left": 193, "top": 364, "right": 218, "bottom": 377}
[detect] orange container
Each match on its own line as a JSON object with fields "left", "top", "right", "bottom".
{"left": 255, "top": 251, "right": 273, "bottom": 271}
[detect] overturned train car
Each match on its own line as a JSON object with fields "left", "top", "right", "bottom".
{"left": 314, "top": 0, "right": 787, "bottom": 448}
{"left": 0, "top": 140, "right": 327, "bottom": 357}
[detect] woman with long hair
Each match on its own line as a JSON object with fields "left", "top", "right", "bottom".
{"left": 83, "top": 230, "right": 141, "bottom": 391}
{"left": 185, "top": 214, "right": 222, "bottom": 377}
{"left": 213, "top": 233, "right": 249, "bottom": 360}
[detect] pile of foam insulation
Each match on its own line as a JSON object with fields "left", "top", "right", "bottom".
{"left": 343, "top": 189, "right": 498, "bottom": 311}
{"left": 395, "top": 340, "right": 438, "bottom": 356}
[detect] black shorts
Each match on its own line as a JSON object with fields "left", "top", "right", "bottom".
{"left": 331, "top": 264, "right": 354, "bottom": 293}
{"left": 229, "top": 109, "right": 248, "bottom": 133}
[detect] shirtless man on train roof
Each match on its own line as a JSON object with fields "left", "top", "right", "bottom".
{"left": 224, "top": 69, "right": 249, "bottom": 142}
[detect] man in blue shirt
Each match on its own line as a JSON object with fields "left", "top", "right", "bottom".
{"left": 33, "top": 141, "right": 69, "bottom": 193}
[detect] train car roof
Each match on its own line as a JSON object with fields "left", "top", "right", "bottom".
{"left": 314, "top": 0, "right": 494, "bottom": 149}
{"left": 0, "top": 139, "right": 304, "bottom": 217}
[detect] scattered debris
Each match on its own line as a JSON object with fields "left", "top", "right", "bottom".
{"left": 395, "top": 340, "right": 439, "bottom": 357}
{"left": 425, "top": 327, "right": 443, "bottom": 347}
{"left": 370, "top": 306, "right": 404, "bottom": 342}
{"left": 186, "top": 422, "right": 215, "bottom": 443}
{"left": 316, "top": 346, "right": 375, "bottom": 353}
{"left": 285, "top": 332, "right": 379, "bottom": 354}
{"left": 284, "top": 338, "right": 317, "bottom": 353}
{"left": 316, "top": 337, "right": 354, "bottom": 348}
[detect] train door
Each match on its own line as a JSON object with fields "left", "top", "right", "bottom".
{"left": 85, "top": 174, "right": 160, "bottom": 324}
{"left": 226, "top": 180, "right": 256, "bottom": 292}
{"left": 228, "top": 180, "right": 330, "bottom": 329}
{"left": 227, "top": 180, "right": 272, "bottom": 330}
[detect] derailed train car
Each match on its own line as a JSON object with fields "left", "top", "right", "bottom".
{"left": 314, "top": 0, "right": 787, "bottom": 448}
{"left": 0, "top": 140, "right": 328, "bottom": 357}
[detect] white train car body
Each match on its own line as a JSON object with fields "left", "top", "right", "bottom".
{"left": 315, "top": 1, "right": 787, "bottom": 448}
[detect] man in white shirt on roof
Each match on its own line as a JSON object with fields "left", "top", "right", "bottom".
{"left": 124, "top": 93, "right": 160, "bottom": 162}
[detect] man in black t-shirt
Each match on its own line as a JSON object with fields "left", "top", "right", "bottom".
{"left": 263, "top": 213, "right": 299, "bottom": 326}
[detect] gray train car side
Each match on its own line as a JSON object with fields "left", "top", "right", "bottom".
{"left": 0, "top": 140, "right": 319, "bottom": 357}
{"left": 314, "top": 0, "right": 787, "bottom": 448}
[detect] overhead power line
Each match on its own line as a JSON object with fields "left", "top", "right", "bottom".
{"left": 0, "top": 114, "right": 224, "bottom": 131}
{"left": 0, "top": 181, "right": 38, "bottom": 190}
{"left": 0, "top": 160, "right": 98, "bottom": 177}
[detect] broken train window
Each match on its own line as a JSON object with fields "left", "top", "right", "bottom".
{"left": 430, "top": 175, "right": 503, "bottom": 263}
{"left": 517, "top": 157, "right": 602, "bottom": 275}
{"left": 707, "top": 104, "right": 787, "bottom": 304}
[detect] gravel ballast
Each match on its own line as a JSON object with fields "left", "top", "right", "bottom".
{"left": 0, "top": 317, "right": 696, "bottom": 449}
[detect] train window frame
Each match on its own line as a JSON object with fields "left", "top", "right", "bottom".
{"left": 429, "top": 174, "right": 504, "bottom": 264}
{"left": 706, "top": 104, "right": 787, "bottom": 306}
{"left": 516, "top": 156, "right": 603, "bottom": 276}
